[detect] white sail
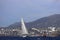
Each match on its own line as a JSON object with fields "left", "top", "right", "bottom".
{"left": 21, "top": 18, "right": 28, "bottom": 35}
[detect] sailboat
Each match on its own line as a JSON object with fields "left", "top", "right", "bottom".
{"left": 21, "top": 18, "right": 29, "bottom": 37}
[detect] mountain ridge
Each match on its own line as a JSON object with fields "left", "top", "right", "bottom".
{"left": 8, "top": 14, "right": 60, "bottom": 29}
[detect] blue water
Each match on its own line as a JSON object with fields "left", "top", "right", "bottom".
{"left": 0, "top": 36, "right": 60, "bottom": 40}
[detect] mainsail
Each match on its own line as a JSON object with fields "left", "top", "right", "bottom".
{"left": 21, "top": 18, "right": 28, "bottom": 35}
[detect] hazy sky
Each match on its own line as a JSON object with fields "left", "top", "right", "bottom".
{"left": 0, "top": 0, "right": 60, "bottom": 27}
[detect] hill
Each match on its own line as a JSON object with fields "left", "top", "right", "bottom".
{"left": 8, "top": 14, "right": 60, "bottom": 29}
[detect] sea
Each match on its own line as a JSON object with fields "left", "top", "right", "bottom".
{"left": 0, "top": 36, "right": 60, "bottom": 40}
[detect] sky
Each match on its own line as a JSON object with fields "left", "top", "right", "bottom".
{"left": 0, "top": 0, "right": 60, "bottom": 27}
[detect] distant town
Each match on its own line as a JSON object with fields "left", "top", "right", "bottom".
{"left": 0, "top": 18, "right": 60, "bottom": 37}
